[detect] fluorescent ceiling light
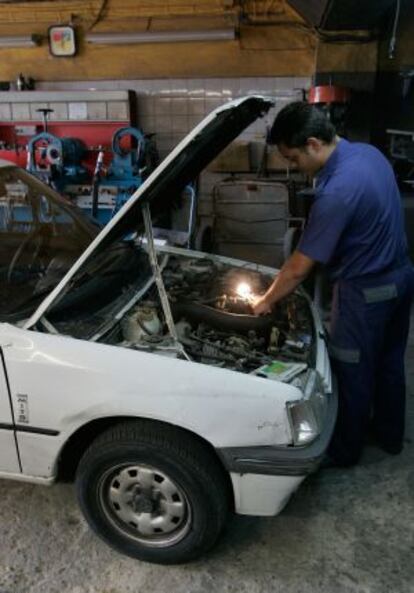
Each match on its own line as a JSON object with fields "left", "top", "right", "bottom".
{"left": 0, "top": 35, "right": 39, "bottom": 48}
{"left": 85, "top": 29, "right": 235, "bottom": 45}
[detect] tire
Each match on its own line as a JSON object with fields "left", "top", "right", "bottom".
{"left": 76, "top": 420, "right": 229, "bottom": 564}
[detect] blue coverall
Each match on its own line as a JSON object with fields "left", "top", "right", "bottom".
{"left": 298, "top": 139, "right": 414, "bottom": 466}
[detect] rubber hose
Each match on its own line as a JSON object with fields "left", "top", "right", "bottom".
{"left": 171, "top": 301, "right": 273, "bottom": 336}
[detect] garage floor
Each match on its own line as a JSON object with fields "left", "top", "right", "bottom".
{"left": 1, "top": 319, "right": 414, "bottom": 593}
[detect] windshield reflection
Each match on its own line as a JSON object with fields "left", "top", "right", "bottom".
{"left": 0, "top": 165, "right": 98, "bottom": 321}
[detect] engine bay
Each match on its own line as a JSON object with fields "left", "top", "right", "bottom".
{"left": 113, "top": 255, "right": 315, "bottom": 374}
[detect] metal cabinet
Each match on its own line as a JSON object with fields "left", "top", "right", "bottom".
{"left": 211, "top": 179, "right": 296, "bottom": 267}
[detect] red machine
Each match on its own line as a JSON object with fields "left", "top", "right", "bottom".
{"left": 308, "top": 84, "right": 351, "bottom": 134}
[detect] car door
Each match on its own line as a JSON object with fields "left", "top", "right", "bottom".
{"left": 0, "top": 344, "right": 20, "bottom": 473}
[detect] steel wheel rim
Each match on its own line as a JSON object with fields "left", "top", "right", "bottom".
{"left": 98, "top": 463, "right": 192, "bottom": 548}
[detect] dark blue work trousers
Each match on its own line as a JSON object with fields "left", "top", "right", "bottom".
{"left": 328, "top": 262, "right": 414, "bottom": 466}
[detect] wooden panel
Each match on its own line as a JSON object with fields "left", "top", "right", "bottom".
{"left": 316, "top": 39, "right": 378, "bottom": 73}
{"left": 0, "top": 0, "right": 237, "bottom": 23}
{"left": 240, "top": 24, "right": 315, "bottom": 51}
{"left": 0, "top": 30, "right": 315, "bottom": 81}
{"left": 240, "top": 0, "right": 306, "bottom": 23}
{"left": 0, "top": 0, "right": 317, "bottom": 79}
{"left": 0, "top": 40, "right": 314, "bottom": 80}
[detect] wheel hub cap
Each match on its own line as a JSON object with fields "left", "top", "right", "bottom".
{"left": 132, "top": 492, "right": 155, "bottom": 514}
{"left": 99, "top": 463, "right": 191, "bottom": 548}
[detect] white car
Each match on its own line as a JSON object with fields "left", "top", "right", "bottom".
{"left": 0, "top": 96, "right": 336, "bottom": 564}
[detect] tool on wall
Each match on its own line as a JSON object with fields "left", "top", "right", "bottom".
{"left": 16, "top": 73, "right": 35, "bottom": 91}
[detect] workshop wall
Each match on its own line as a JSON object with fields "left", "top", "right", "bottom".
{"left": 372, "top": 0, "right": 414, "bottom": 262}
{"left": 0, "top": 1, "right": 379, "bottom": 97}
{"left": 374, "top": 0, "right": 414, "bottom": 137}
{"left": 0, "top": 0, "right": 315, "bottom": 81}
{"left": 312, "top": 31, "right": 379, "bottom": 142}
{"left": 36, "top": 75, "right": 309, "bottom": 222}
{"left": 378, "top": 0, "right": 414, "bottom": 73}
{"left": 36, "top": 77, "right": 309, "bottom": 159}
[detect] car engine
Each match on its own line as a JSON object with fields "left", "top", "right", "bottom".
{"left": 119, "top": 256, "right": 315, "bottom": 374}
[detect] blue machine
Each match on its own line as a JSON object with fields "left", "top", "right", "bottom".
{"left": 89, "top": 126, "right": 148, "bottom": 225}
{"left": 26, "top": 131, "right": 89, "bottom": 192}
{"left": 25, "top": 116, "right": 156, "bottom": 227}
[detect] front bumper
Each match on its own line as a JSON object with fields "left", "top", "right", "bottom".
{"left": 218, "top": 377, "right": 338, "bottom": 477}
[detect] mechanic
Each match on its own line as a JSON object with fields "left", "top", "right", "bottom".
{"left": 251, "top": 101, "right": 414, "bottom": 467}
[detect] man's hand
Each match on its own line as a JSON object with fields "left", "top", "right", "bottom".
{"left": 250, "top": 250, "right": 316, "bottom": 316}
{"left": 251, "top": 294, "right": 272, "bottom": 316}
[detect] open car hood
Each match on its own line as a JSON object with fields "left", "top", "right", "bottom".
{"left": 25, "top": 95, "right": 274, "bottom": 328}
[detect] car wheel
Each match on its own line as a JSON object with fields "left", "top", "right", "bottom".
{"left": 76, "top": 420, "right": 229, "bottom": 564}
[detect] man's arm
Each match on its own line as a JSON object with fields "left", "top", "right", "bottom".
{"left": 251, "top": 250, "right": 316, "bottom": 315}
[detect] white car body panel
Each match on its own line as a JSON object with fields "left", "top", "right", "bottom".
{"left": 231, "top": 473, "right": 304, "bottom": 516}
{"left": 0, "top": 433, "right": 20, "bottom": 473}
{"left": 0, "top": 362, "right": 20, "bottom": 473}
{"left": 0, "top": 323, "right": 300, "bottom": 478}
{"left": 0, "top": 470, "right": 53, "bottom": 485}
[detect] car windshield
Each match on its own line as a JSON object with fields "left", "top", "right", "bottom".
{"left": 0, "top": 165, "right": 98, "bottom": 321}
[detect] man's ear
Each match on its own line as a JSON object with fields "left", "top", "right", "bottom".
{"left": 306, "top": 137, "right": 323, "bottom": 152}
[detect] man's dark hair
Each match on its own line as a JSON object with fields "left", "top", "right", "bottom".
{"left": 268, "top": 101, "right": 336, "bottom": 148}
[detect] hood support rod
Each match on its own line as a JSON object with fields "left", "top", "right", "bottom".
{"left": 142, "top": 202, "right": 189, "bottom": 357}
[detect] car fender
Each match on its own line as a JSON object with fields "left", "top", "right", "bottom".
{"left": 0, "top": 323, "right": 301, "bottom": 478}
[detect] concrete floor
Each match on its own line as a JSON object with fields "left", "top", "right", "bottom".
{"left": 1, "top": 326, "right": 414, "bottom": 593}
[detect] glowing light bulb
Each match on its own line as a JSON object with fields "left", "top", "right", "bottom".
{"left": 236, "top": 282, "right": 252, "bottom": 300}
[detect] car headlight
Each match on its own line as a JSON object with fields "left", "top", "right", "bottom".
{"left": 286, "top": 370, "right": 327, "bottom": 446}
